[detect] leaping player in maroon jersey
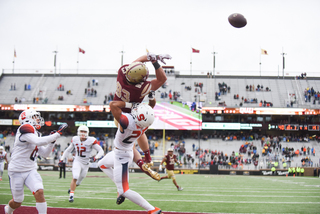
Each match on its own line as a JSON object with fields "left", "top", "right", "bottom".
{"left": 113, "top": 52, "right": 171, "bottom": 180}
{"left": 159, "top": 148, "right": 183, "bottom": 191}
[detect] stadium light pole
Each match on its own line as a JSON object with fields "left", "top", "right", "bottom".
{"left": 281, "top": 49, "right": 286, "bottom": 79}
{"left": 212, "top": 51, "right": 217, "bottom": 78}
{"left": 53, "top": 50, "right": 58, "bottom": 77}
{"left": 120, "top": 50, "right": 125, "bottom": 66}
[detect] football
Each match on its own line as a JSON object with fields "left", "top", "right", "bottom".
{"left": 228, "top": 13, "right": 247, "bottom": 28}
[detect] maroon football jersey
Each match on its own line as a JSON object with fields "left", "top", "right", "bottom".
{"left": 165, "top": 154, "right": 176, "bottom": 170}
{"left": 114, "top": 64, "right": 152, "bottom": 113}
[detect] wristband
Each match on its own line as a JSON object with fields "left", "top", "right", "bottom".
{"left": 125, "top": 102, "right": 132, "bottom": 108}
{"left": 152, "top": 61, "right": 161, "bottom": 70}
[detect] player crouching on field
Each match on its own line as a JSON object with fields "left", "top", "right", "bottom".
{"left": 4, "top": 110, "right": 68, "bottom": 214}
{"left": 98, "top": 101, "right": 162, "bottom": 214}
{"left": 159, "top": 148, "right": 183, "bottom": 191}
{"left": 60, "top": 125, "right": 104, "bottom": 203}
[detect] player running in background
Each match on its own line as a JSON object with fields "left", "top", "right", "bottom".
{"left": 4, "top": 110, "right": 68, "bottom": 214}
{"left": 60, "top": 125, "right": 104, "bottom": 203}
{"left": 98, "top": 101, "right": 162, "bottom": 214}
{"left": 159, "top": 148, "right": 183, "bottom": 191}
{"left": 114, "top": 52, "right": 171, "bottom": 180}
{"left": 0, "top": 146, "right": 9, "bottom": 181}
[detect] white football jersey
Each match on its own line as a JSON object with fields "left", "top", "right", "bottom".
{"left": 0, "top": 151, "right": 7, "bottom": 163}
{"left": 114, "top": 113, "right": 148, "bottom": 150}
{"left": 65, "top": 136, "right": 102, "bottom": 165}
{"left": 9, "top": 124, "right": 60, "bottom": 172}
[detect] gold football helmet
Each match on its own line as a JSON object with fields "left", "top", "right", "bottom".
{"left": 125, "top": 62, "right": 149, "bottom": 84}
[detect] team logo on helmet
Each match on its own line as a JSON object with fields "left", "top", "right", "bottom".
{"left": 131, "top": 103, "right": 154, "bottom": 128}
{"left": 19, "top": 110, "right": 44, "bottom": 130}
{"left": 125, "top": 62, "right": 149, "bottom": 84}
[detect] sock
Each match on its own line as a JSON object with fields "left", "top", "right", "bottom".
{"left": 36, "top": 202, "right": 47, "bottom": 214}
{"left": 143, "top": 149, "right": 151, "bottom": 163}
{"left": 70, "top": 191, "right": 74, "bottom": 197}
{"left": 6, "top": 205, "right": 15, "bottom": 214}
{"left": 136, "top": 159, "right": 144, "bottom": 170}
{"left": 122, "top": 189, "right": 154, "bottom": 211}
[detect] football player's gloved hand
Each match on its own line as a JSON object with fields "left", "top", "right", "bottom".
{"left": 57, "top": 123, "right": 68, "bottom": 135}
{"left": 159, "top": 165, "right": 162, "bottom": 171}
{"left": 147, "top": 52, "right": 157, "bottom": 61}
{"left": 148, "top": 90, "right": 155, "bottom": 100}
{"left": 157, "top": 54, "right": 172, "bottom": 65}
{"left": 147, "top": 52, "right": 172, "bottom": 65}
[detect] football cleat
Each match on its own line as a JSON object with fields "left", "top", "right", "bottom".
{"left": 142, "top": 163, "right": 160, "bottom": 181}
{"left": 146, "top": 161, "right": 154, "bottom": 167}
{"left": 4, "top": 205, "right": 9, "bottom": 214}
{"left": 178, "top": 187, "right": 184, "bottom": 191}
{"left": 67, "top": 188, "right": 70, "bottom": 194}
{"left": 116, "top": 195, "right": 125, "bottom": 205}
{"left": 148, "top": 207, "right": 162, "bottom": 214}
{"left": 69, "top": 195, "right": 74, "bottom": 203}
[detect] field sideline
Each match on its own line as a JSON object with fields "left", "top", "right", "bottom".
{"left": 0, "top": 170, "right": 319, "bottom": 213}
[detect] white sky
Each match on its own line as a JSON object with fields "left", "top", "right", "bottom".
{"left": 0, "top": 0, "right": 320, "bottom": 76}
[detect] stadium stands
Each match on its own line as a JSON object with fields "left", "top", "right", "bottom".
{"left": 3, "top": 73, "right": 320, "bottom": 107}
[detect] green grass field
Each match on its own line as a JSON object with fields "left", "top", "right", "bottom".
{"left": 0, "top": 170, "right": 320, "bottom": 213}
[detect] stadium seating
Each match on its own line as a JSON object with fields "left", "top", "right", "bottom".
{"left": 2, "top": 73, "right": 319, "bottom": 108}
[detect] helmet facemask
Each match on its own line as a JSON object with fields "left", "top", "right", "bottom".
{"left": 77, "top": 125, "right": 89, "bottom": 140}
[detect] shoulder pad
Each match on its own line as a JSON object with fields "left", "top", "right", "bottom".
{"left": 20, "top": 124, "right": 35, "bottom": 134}
{"left": 119, "top": 114, "right": 129, "bottom": 129}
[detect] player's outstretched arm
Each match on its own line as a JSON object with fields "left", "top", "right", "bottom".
{"left": 21, "top": 132, "right": 61, "bottom": 147}
{"left": 110, "top": 101, "right": 126, "bottom": 122}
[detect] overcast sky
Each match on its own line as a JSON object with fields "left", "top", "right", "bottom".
{"left": 0, "top": 0, "right": 319, "bottom": 76}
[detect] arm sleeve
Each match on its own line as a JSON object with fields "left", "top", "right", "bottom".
{"left": 61, "top": 143, "right": 75, "bottom": 161}
{"left": 20, "top": 132, "right": 60, "bottom": 147}
{"left": 93, "top": 143, "right": 104, "bottom": 160}
{"left": 38, "top": 143, "right": 55, "bottom": 158}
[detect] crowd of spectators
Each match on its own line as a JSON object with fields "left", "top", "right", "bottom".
{"left": 296, "top": 72, "right": 307, "bottom": 79}
{"left": 103, "top": 93, "right": 114, "bottom": 104}
{"left": 10, "top": 83, "right": 16, "bottom": 91}
{"left": 304, "top": 87, "right": 320, "bottom": 104}
{"left": 246, "top": 84, "right": 271, "bottom": 92}
{"left": 57, "top": 84, "right": 64, "bottom": 91}
{"left": 24, "top": 84, "right": 31, "bottom": 91}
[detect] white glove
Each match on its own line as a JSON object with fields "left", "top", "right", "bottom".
{"left": 147, "top": 52, "right": 157, "bottom": 61}
{"left": 157, "top": 54, "right": 172, "bottom": 65}
{"left": 147, "top": 52, "right": 172, "bottom": 65}
{"left": 159, "top": 165, "right": 162, "bottom": 171}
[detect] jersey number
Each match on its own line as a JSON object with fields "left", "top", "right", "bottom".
{"left": 116, "top": 81, "right": 130, "bottom": 102}
{"left": 76, "top": 146, "right": 86, "bottom": 157}
{"left": 30, "top": 147, "right": 38, "bottom": 161}
{"left": 122, "top": 128, "right": 147, "bottom": 144}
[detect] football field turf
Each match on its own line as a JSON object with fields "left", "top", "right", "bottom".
{"left": 0, "top": 170, "right": 319, "bottom": 213}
